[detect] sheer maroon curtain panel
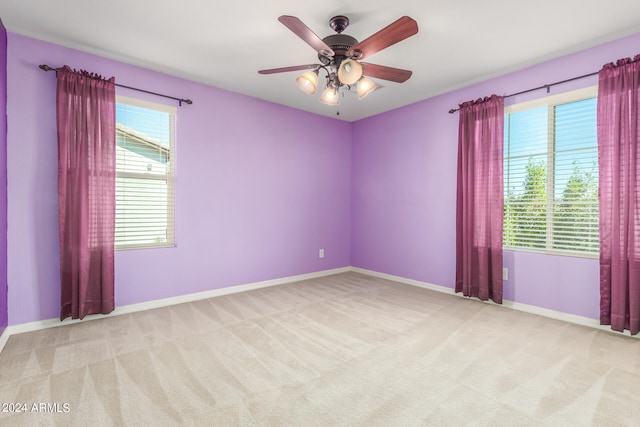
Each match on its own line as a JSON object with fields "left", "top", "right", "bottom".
{"left": 598, "top": 55, "right": 640, "bottom": 335}
{"left": 456, "top": 95, "right": 504, "bottom": 304}
{"left": 57, "top": 65, "right": 116, "bottom": 320}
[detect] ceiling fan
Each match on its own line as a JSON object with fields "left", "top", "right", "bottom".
{"left": 258, "top": 15, "right": 418, "bottom": 108}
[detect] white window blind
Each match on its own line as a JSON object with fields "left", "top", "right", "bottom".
{"left": 503, "top": 87, "right": 599, "bottom": 256}
{"left": 115, "top": 96, "right": 176, "bottom": 249}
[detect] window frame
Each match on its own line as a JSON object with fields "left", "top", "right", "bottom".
{"left": 503, "top": 86, "right": 599, "bottom": 258}
{"left": 115, "top": 95, "right": 176, "bottom": 250}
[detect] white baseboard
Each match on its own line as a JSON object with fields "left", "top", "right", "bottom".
{"left": 0, "top": 266, "right": 351, "bottom": 353}
{"left": 351, "top": 267, "right": 637, "bottom": 338}
{"left": 350, "top": 267, "right": 456, "bottom": 295}
{"left": 1, "top": 264, "right": 634, "bottom": 355}
{"left": 0, "top": 327, "right": 9, "bottom": 355}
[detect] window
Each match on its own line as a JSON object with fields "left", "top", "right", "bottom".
{"left": 115, "top": 96, "right": 175, "bottom": 249}
{"left": 503, "top": 87, "right": 598, "bottom": 256}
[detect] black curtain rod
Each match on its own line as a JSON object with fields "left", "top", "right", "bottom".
{"left": 447, "top": 70, "right": 599, "bottom": 114}
{"left": 39, "top": 64, "right": 193, "bottom": 106}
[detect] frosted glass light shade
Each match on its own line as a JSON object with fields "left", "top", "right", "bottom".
{"left": 337, "top": 59, "right": 363, "bottom": 85}
{"left": 296, "top": 70, "right": 318, "bottom": 95}
{"left": 357, "top": 77, "right": 378, "bottom": 99}
{"left": 319, "top": 87, "right": 339, "bottom": 105}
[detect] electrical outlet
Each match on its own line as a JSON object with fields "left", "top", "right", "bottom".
{"left": 503, "top": 268, "right": 508, "bottom": 281}
{"left": 319, "top": 249, "right": 325, "bottom": 259}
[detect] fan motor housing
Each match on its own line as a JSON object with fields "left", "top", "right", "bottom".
{"left": 319, "top": 34, "right": 358, "bottom": 64}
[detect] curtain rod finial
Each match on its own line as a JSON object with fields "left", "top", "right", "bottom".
{"left": 39, "top": 64, "right": 55, "bottom": 71}
{"left": 449, "top": 108, "right": 458, "bottom": 114}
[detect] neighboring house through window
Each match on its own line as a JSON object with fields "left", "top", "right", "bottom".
{"left": 503, "top": 86, "right": 599, "bottom": 256}
{"left": 115, "top": 96, "right": 176, "bottom": 249}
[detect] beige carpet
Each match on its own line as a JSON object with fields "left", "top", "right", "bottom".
{"left": 1, "top": 272, "right": 640, "bottom": 426}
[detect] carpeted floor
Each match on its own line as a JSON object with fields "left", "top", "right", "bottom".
{"left": 1, "top": 272, "right": 640, "bottom": 426}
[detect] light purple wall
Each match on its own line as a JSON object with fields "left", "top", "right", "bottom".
{"left": 352, "top": 31, "right": 640, "bottom": 320}
{"left": 7, "top": 27, "right": 640, "bottom": 326}
{"left": 7, "top": 33, "right": 351, "bottom": 325}
{"left": 0, "top": 19, "right": 7, "bottom": 334}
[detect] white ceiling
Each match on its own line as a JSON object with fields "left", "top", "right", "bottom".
{"left": 2, "top": 0, "right": 640, "bottom": 121}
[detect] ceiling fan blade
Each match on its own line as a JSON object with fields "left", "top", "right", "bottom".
{"left": 258, "top": 64, "right": 319, "bottom": 75}
{"left": 349, "top": 16, "right": 418, "bottom": 60}
{"left": 278, "top": 15, "right": 335, "bottom": 56}
{"left": 361, "top": 62, "right": 412, "bottom": 83}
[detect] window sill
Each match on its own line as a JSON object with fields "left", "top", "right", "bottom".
{"left": 116, "top": 243, "right": 176, "bottom": 251}
{"left": 503, "top": 246, "right": 598, "bottom": 260}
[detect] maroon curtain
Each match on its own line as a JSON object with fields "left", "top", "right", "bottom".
{"left": 598, "top": 55, "right": 640, "bottom": 334}
{"left": 57, "top": 65, "right": 116, "bottom": 320}
{"left": 456, "top": 95, "right": 504, "bottom": 303}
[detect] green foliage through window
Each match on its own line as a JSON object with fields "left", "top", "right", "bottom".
{"left": 503, "top": 91, "right": 598, "bottom": 256}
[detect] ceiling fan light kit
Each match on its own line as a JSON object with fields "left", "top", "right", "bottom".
{"left": 337, "top": 59, "right": 363, "bottom": 85}
{"left": 319, "top": 87, "right": 339, "bottom": 106}
{"left": 296, "top": 69, "right": 319, "bottom": 95}
{"left": 258, "top": 14, "right": 418, "bottom": 109}
{"left": 357, "top": 77, "right": 378, "bottom": 100}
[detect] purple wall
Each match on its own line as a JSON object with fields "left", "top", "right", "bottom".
{"left": 6, "top": 28, "right": 640, "bottom": 326}
{"left": 6, "top": 33, "right": 351, "bottom": 325}
{"left": 0, "top": 19, "right": 7, "bottom": 335}
{"left": 352, "top": 31, "right": 640, "bottom": 320}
